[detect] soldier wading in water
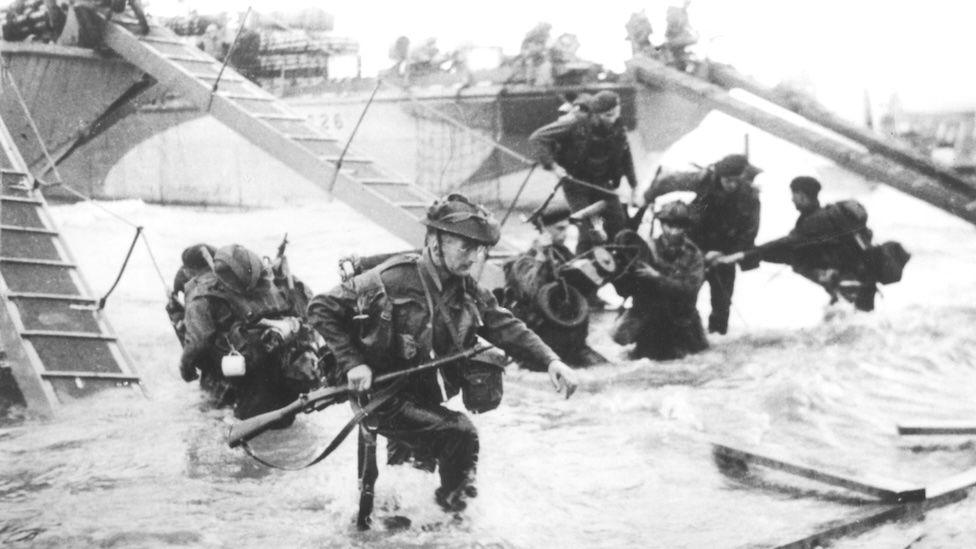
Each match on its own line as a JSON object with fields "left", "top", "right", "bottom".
{"left": 308, "top": 193, "right": 579, "bottom": 514}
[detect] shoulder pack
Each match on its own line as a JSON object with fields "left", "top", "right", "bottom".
{"left": 347, "top": 254, "right": 419, "bottom": 370}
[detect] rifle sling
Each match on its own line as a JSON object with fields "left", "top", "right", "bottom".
{"left": 239, "top": 378, "right": 405, "bottom": 471}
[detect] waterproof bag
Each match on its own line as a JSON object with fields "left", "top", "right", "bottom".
{"left": 460, "top": 357, "right": 504, "bottom": 414}
{"left": 869, "top": 241, "right": 910, "bottom": 285}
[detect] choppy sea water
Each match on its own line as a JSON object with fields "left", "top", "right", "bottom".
{"left": 2, "top": 188, "right": 975, "bottom": 548}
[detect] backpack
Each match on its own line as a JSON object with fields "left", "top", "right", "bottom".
{"left": 868, "top": 241, "right": 911, "bottom": 285}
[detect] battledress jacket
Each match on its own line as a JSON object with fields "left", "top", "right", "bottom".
{"left": 644, "top": 168, "right": 761, "bottom": 254}
{"left": 307, "top": 253, "right": 560, "bottom": 406}
{"left": 529, "top": 112, "right": 638, "bottom": 189}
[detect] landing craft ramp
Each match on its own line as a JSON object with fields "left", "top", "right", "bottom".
{"left": 0, "top": 111, "right": 141, "bottom": 418}
{"left": 628, "top": 56, "right": 976, "bottom": 225}
{"left": 97, "top": 16, "right": 476, "bottom": 252}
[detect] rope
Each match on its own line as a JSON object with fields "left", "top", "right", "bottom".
{"left": 95, "top": 226, "right": 142, "bottom": 310}
{"left": 327, "top": 78, "right": 381, "bottom": 194}
{"left": 207, "top": 6, "right": 252, "bottom": 112}
{"left": 500, "top": 164, "right": 537, "bottom": 228}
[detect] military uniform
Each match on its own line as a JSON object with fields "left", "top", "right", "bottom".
{"left": 180, "top": 245, "right": 317, "bottom": 419}
{"left": 612, "top": 215, "right": 708, "bottom": 360}
{"left": 309, "top": 249, "right": 559, "bottom": 497}
{"left": 645, "top": 155, "right": 761, "bottom": 334}
{"left": 500, "top": 241, "right": 588, "bottom": 369}
{"left": 529, "top": 93, "right": 637, "bottom": 254}
{"left": 747, "top": 200, "right": 876, "bottom": 311}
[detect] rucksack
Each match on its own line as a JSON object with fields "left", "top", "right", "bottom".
{"left": 868, "top": 241, "right": 911, "bottom": 285}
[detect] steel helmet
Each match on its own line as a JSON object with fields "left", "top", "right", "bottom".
{"left": 656, "top": 200, "right": 693, "bottom": 226}
{"left": 213, "top": 244, "right": 265, "bottom": 294}
{"left": 421, "top": 193, "right": 501, "bottom": 245}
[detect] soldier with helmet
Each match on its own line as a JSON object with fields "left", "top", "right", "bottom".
{"left": 611, "top": 200, "right": 708, "bottom": 360}
{"left": 644, "top": 153, "right": 762, "bottom": 335}
{"left": 307, "top": 193, "right": 578, "bottom": 514}
{"left": 179, "top": 244, "right": 322, "bottom": 420}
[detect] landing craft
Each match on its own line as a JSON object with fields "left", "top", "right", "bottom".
{"left": 1, "top": 4, "right": 976, "bottom": 545}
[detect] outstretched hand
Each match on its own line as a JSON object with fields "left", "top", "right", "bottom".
{"left": 713, "top": 252, "right": 745, "bottom": 266}
{"left": 179, "top": 361, "right": 198, "bottom": 382}
{"left": 548, "top": 360, "right": 579, "bottom": 399}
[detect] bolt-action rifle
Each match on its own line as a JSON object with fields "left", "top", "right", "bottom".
{"left": 226, "top": 343, "right": 494, "bottom": 448}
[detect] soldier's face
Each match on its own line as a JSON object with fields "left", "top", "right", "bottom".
{"left": 545, "top": 220, "right": 570, "bottom": 245}
{"left": 437, "top": 233, "right": 486, "bottom": 276}
{"left": 719, "top": 175, "right": 742, "bottom": 193}
{"left": 661, "top": 221, "right": 686, "bottom": 245}
{"left": 792, "top": 190, "right": 816, "bottom": 213}
{"left": 596, "top": 106, "right": 621, "bottom": 127}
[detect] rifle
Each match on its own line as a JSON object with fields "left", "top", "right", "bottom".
{"left": 227, "top": 343, "right": 494, "bottom": 448}
{"left": 273, "top": 233, "right": 295, "bottom": 290}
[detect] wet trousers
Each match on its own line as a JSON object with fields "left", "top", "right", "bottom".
{"left": 562, "top": 178, "right": 627, "bottom": 255}
{"left": 706, "top": 263, "right": 735, "bottom": 334}
{"left": 373, "top": 396, "right": 479, "bottom": 494}
{"left": 612, "top": 304, "right": 708, "bottom": 360}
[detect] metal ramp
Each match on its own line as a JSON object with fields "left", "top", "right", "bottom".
{"left": 0, "top": 114, "right": 141, "bottom": 417}
{"left": 98, "top": 18, "right": 444, "bottom": 248}
{"left": 628, "top": 56, "right": 976, "bottom": 225}
{"left": 706, "top": 62, "right": 976, "bottom": 205}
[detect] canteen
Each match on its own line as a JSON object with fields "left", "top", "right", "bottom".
{"left": 221, "top": 350, "right": 246, "bottom": 377}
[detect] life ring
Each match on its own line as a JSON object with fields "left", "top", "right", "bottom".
{"left": 591, "top": 246, "right": 617, "bottom": 277}
{"left": 535, "top": 281, "right": 589, "bottom": 329}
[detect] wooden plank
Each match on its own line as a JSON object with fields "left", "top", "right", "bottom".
{"left": 323, "top": 156, "right": 373, "bottom": 165}
{"left": 711, "top": 440, "right": 926, "bottom": 502}
{"left": 774, "top": 504, "right": 906, "bottom": 549}
{"left": 925, "top": 466, "right": 976, "bottom": 501}
{"left": 40, "top": 371, "right": 139, "bottom": 381}
{"left": 192, "top": 73, "right": 244, "bottom": 83}
{"left": 21, "top": 330, "right": 116, "bottom": 341}
{"left": 897, "top": 423, "right": 976, "bottom": 435}
{"left": 138, "top": 36, "right": 188, "bottom": 46}
{"left": 0, "top": 257, "right": 74, "bottom": 268}
{"left": 253, "top": 113, "right": 307, "bottom": 122}
{"left": 164, "top": 55, "right": 214, "bottom": 65}
{"left": 361, "top": 179, "right": 412, "bottom": 186}
{"left": 5, "top": 292, "right": 96, "bottom": 302}
{"left": 1, "top": 196, "right": 43, "bottom": 204}
{"left": 0, "top": 225, "right": 59, "bottom": 235}
{"left": 220, "top": 93, "right": 275, "bottom": 102}
{"left": 775, "top": 467, "right": 976, "bottom": 548}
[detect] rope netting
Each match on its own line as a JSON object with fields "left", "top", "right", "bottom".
{"left": 410, "top": 99, "right": 507, "bottom": 205}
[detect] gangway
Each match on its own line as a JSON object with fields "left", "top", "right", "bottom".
{"left": 627, "top": 56, "right": 976, "bottom": 225}
{"left": 98, "top": 16, "right": 496, "bottom": 251}
{"left": 0, "top": 112, "right": 142, "bottom": 418}
{"left": 706, "top": 62, "right": 976, "bottom": 202}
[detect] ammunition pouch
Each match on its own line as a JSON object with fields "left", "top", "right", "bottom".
{"left": 460, "top": 348, "right": 507, "bottom": 414}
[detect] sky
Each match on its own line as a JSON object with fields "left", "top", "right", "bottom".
{"left": 6, "top": 0, "right": 975, "bottom": 113}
